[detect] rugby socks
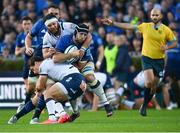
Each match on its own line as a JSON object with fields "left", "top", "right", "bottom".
{"left": 69, "top": 100, "right": 79, "bottom": 113}
{"left": 143, "top": 88, "right": 151, "bottom": 107}
{"left": 45, "top": 98, "right": 56, "bottom": 120}
{"left": 55, "top": 102, "right": 66, "bottom": 116}
{"left": 32, "top": 95, "right": 46, "bottom": 119}
{"left": 89, "top": 80, "right": 109, "bottom": 105}
{"left": 15, "top": 100, "right": 35, "bottom": 119}
{"left": 121, "top": 99, "right": 135, "bottom": 109}
{"left": 25, "top": 92, "right": 33, "bottom": 104}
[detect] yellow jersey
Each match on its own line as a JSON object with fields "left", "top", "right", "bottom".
{"left": 137, "top": 22, "right": 176, "bottom": 59}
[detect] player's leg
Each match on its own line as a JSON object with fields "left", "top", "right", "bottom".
{"left": 139, "top": 69, "right": 154, "bottom": 116}
{"left": 42, "top": 83, "right": 69, "bottom": 124}
{"left": 58, "top": 73, "right": 86, "bottom": 122}
{"left": 8, "top": 93, "right": 39, "bottom": 124}
{"left": 30, "top": 78, "right": 54, "bottom": 124}
{"left": 81, "top": 62, "right": 113, "bottom": 117}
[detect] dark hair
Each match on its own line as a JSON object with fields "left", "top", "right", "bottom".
{"left": 21, "top": 16, "right": 33, "bottom": 23}
{"left": 29, "top": 56, "right": 44, "bottom": 67}
{"left": 48, "top": 4, "right": 59, "bottom": 10}
{"left": 74, "top": 23, "right": 89, "bottom": 36}
{"left": 43, "top": 14, "right": 57, "bottom": 24}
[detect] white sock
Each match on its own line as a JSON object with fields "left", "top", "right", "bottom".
{"left": 121, "top": 99, "right": 135, "bottom": 109}
{"left": 90, "top": 82, "right": 109, "bottom": 105}
{"left": 46, "top": 99, "right": 56, "bottom": 120}
{"left": 55, "top": 102, "right": 66, "bottom": 116}
{"left": 116, "top": 87, "right": 124, "bottom": 96}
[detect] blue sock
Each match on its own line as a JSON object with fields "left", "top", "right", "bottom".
{"left": 15, "top": 100, "right": 35, "bottom": 119}
{"left": 32, "top": 95, "right": 46, "bottom": 119}
{"left": 24, "top": 92, "right": 32, "bottom": 104}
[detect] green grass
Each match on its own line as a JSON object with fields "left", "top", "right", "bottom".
{"left": 0, "top": 109, "right": 180, "bottom": 132}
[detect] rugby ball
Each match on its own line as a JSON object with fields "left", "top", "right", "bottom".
{"left": 64, "top": 45, "right": 79, "bottom": 63}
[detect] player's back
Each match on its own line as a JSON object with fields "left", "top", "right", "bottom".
{"left": 39, "top": 58, "right": 80, "bottom": 81}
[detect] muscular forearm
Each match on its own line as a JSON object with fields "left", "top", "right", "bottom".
{"left": 167, "top": 41, "right": 177, "bottom": 50}
{"left": 52, "top": 52, "right": 74, "bottom": 63}
{"left": 113, "top": 21, "right": 136, "bottom": 30}
{"left": 25, "top": 33, "right": 32, "bottom": 49}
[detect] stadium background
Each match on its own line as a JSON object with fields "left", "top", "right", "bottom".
{"left": 0, "top": 0, "right": 180, "bottom": 132}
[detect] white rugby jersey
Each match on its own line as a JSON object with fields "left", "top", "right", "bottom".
{"left": 43, "top": 22, "right": 76, "bottom": 48}
{"left": 39, "top": 58, "right": 79, "bottom": 81}
{"left": 94, "top": 72, "right": 107, "bottom": 87}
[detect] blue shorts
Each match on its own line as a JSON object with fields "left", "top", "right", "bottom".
{"left": 60, "top": 73, "right": 85, "bottom": 100}
{"left": 141, "top": 56, "right": 164, "bottom": 78}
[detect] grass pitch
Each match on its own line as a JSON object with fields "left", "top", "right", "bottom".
{"left": 0, "top": 109, "right": 180, "bottom": 132}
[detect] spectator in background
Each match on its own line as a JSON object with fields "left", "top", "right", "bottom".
{"left": 113, "top": 35, "right": 134, "bottom": 89}
{"left": 15, "top": 16, "right": 34, "bottom": 92}
{"left": 87, "top": 22, "right": 104, "bottom": 70}
{"left": 0, "top": 32, "right": 16, "bottom": 56}
{"left": 132, "top": 37, "right": 142, "bottom": 55}
{"left": 104, "top": 31, "right": 117, "bottom": 75}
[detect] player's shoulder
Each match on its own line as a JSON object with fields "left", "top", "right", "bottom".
{"left": 61, "top": 34, "right": 73, "bottom": 41}
{"left": 139, "top": 22, "right": 151, "bottom": 26}
{"left": 33, "top": 18, "right": 44, "bottom": 28}
{"left": 17, "top": 32, "right": 25, "bottom": 38}
{"left": 161, "top": 24, "right": 172, "bottom": 31}
{"left": 41, "top": 58, "right": 52, "bottom": 67}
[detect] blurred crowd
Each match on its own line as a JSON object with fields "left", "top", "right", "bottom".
{"left": 0, "top": 0, "right": 180, "bottom": 110}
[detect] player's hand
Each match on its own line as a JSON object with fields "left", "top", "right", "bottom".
{"left": 101, "top": 18, "right": 113, "bottom": 25}
{"left": 48, "top": 47, "right": 56, "bottom": 56}
{"left": 95, "top": 61, "right": 101, "bottom": 70}
{"left": 160, "top": 45, "right": 168, "bottom": 51}
{"left": 25, "top": 47, "right": 34, "bottom": 56}
{"left": 79, "top": 49, "right": 85, "bottom": 60}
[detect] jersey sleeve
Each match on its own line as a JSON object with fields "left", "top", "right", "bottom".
{"left": 15, "top": 34, "right": 23, "bottom": 47}
{"left": 166, "top": 27, "right": 177, "bottom": 42}
{"left": 39, "top": 61, "right": 48, "bottom": 75}
{"left": 30, "top": 19, "right": 43, "bottom": 37}
{"left": 55, "top": 35, "right": 72, "bottom": 53}
{"left": 43, "top": 33, "right": 52, "bottom": 48}
{"left": 137, "top": 23, "right": 145, "bottom": 33}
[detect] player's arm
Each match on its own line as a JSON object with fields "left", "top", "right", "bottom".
{"left": 15, "top": 46, "right": 25, "bottom": 56}
{"left": 160, "top": 29, "right": 177, "bottom": 51}
{"left": 43, "top": 47, "right": 56, "bottom": 59}
{"left": 81, "top": 33, "right": 92, "bottom": 50}
{"left": 101, "top": 18, "right": 136, "bottom": 30}
{"left": 79, "top": 33, "right": 92, "bottom": 59}
{"left": 96, "top": 45, "right": 104, "bottom": 70}
{"left": 36, "top": 75, "right": 47, "bottom": 93}
{"left": 52, "top": 51, "right": 79, "bottom": 63}
{"left": 25, "top": 33, "right": 34, "bottom": 56}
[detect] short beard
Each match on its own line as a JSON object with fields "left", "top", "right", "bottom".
{"left": 152, "top": 19, "right": 161, "bottom": 24}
